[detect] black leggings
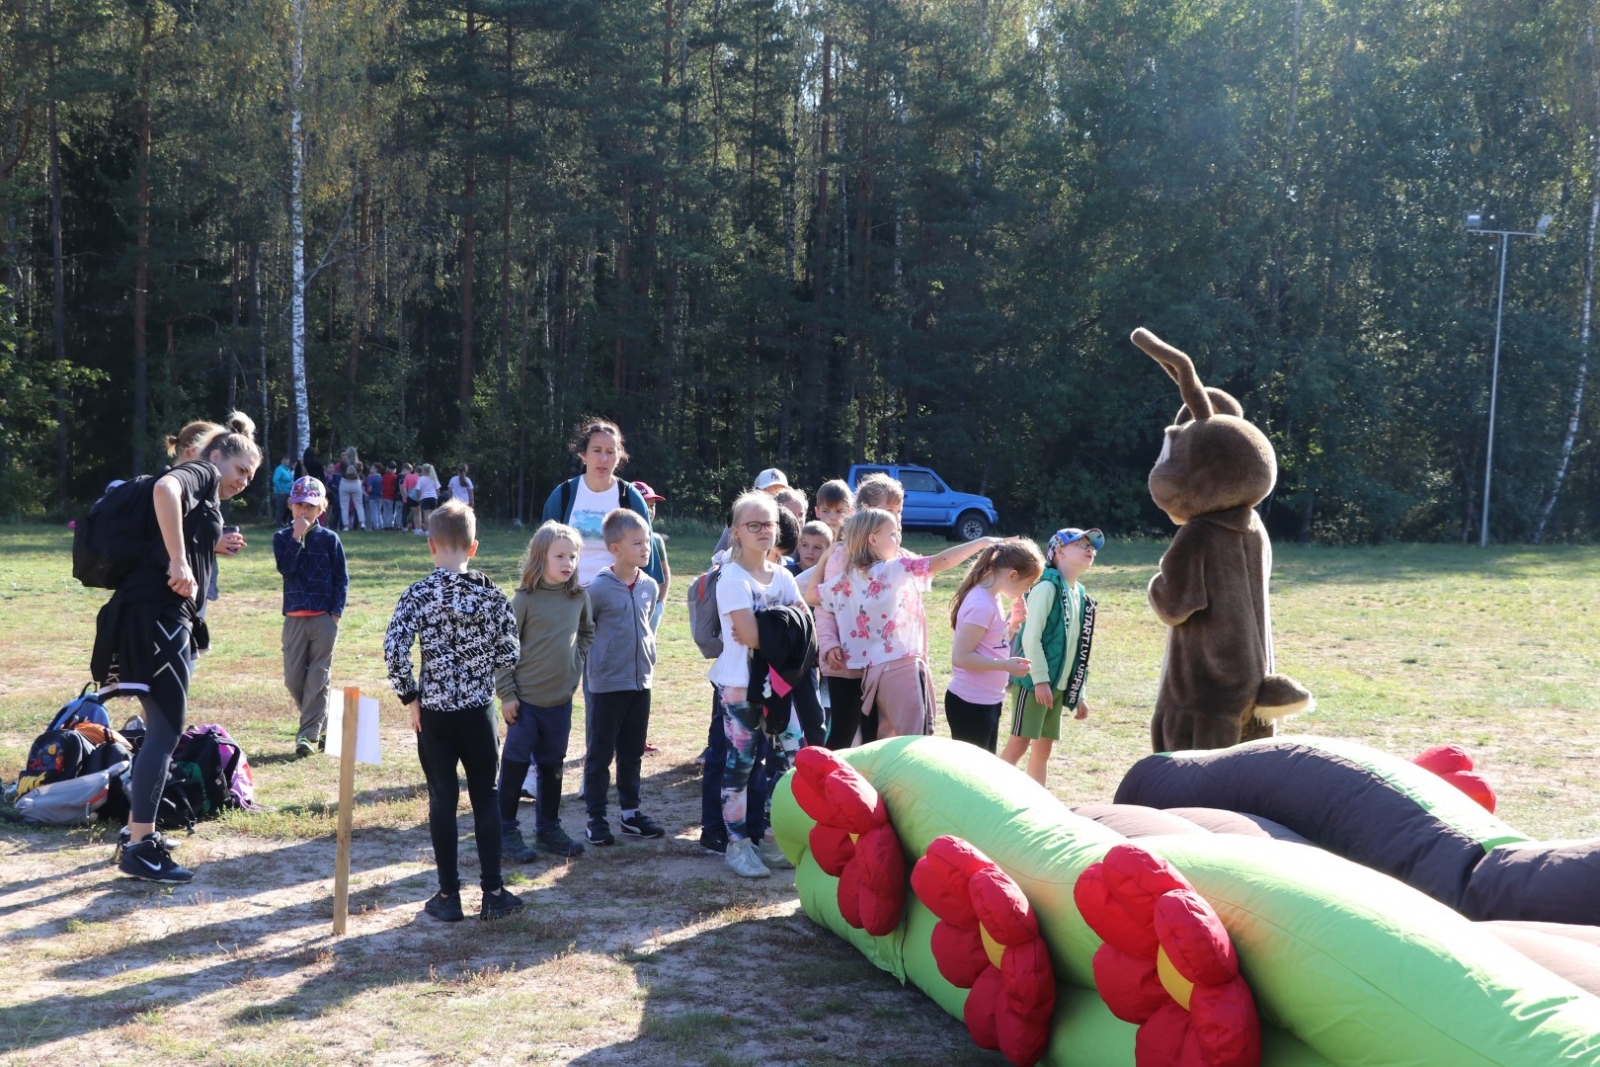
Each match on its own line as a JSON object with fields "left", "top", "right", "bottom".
{"left": 824, "top": 676, "right": 875, "bottom": 749}
{"left": 128, "top": 696, "right": 182, "bottom": 825}
{"left": 416, "top": 704, "right": 503, "bottom": 895}
{"left": 126, "top": 617, "right": 194, "bottom": 825}
{"left": 944, "top": 691, "right": 1002, "bottom": 753}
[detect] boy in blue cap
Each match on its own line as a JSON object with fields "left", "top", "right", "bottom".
{"left": 275, "top": 476, "right": 348, "bottom": 758}
{"left": 1001, "top": 527, "right": 1103, "bottom": 786}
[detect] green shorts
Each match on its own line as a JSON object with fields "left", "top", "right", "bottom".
{"left": 1008, "top": 684, "right": 1068, "bottom": 741}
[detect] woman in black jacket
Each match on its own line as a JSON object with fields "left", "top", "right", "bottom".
{"left": 98, "top": 413, "right": 261, "bottom": 883}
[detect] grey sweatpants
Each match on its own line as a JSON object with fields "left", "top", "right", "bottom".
{"left": 282, "top": 613, "right": 339, "bottom": 744}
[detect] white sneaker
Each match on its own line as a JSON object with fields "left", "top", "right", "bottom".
{"left": 759, "top": 837, "right": 793, "bottom": 870}
{"left": 725, "top": 839, "right": 771, "bottom": 878}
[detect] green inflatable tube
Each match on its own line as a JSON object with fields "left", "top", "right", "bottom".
{"left": 771, "top": 736, "right": 1600, "bottom": 1067}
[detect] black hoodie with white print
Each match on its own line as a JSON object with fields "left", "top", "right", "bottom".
{"left": 385, "top": 568, "right": 519, "bottom": 711}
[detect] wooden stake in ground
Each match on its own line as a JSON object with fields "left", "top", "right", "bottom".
{"left": 332, "top": 685, "right": 359, "bottom": 935}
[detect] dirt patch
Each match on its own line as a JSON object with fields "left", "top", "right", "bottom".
{"left": 0, "top": 741, "right": 978, "bottom": 1066}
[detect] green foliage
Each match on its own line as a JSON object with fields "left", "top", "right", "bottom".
{"left": 4, "top": 0, "right": 1600, "bottom": 541}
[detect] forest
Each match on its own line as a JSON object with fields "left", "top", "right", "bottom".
{"left": 2, "top": 0, "right": 1598, "bottom": 542}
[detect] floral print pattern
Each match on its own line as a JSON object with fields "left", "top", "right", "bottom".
{"left": 821, "top": 555, "right": 934, "bottom": 670}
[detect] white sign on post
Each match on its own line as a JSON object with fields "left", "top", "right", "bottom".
{"left": 325, "top": 695, "right": 382, "bottom": 765}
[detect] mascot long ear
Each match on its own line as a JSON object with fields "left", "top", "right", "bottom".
{"left": 1132, "top": 327, "right": 1213, "bottom": 421}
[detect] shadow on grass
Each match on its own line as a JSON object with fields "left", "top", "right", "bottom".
{"left": 0, "top": 834, "right": 405, "bottom": 953}
{"left": 562, "top": 911, "right": 983, "bottom": 1067}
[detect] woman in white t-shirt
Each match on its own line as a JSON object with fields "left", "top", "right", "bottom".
{"left": 448, "top": 464, "right": 475, "bottom": 508}
{"left": 413, "top": 464, "right": 441, "bottom": 536}
{"left": 945, "top": 540, "right": 1044, "bottom": 753}
{"left": 539, "top": 418, "right": 652, "bottom": 587}
{"left": 710, "top": 491, "right": 804, "bottom": 879}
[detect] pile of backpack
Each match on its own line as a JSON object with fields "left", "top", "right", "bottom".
{"left": 9, "top": 684, "right": 259, "bottom": 829}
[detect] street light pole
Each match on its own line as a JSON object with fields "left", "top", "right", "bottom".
{"left": 1464, "top": 212, "right": 1551, "bottom": 547}
{"left": 1482, "top": 233, "right": 1508, "bottom": 550}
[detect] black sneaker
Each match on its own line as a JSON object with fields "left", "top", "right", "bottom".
{"left": 481, "top": 886, "right": 525, "bottom": 921}
{"left": 619, "top": 812, "right": 666, "bottom": 839}
{"left": 699, "top": 829, "right": 728, "bottom": 855}
{"left": 585, "top": 818, "right": 615, "bottom": 846}
{"left": 502, "top": 827, "right": 538, "bottom": 864}
{"left": 118, "top": 833, "right": 194, "bottom": 883}
{"left": 535, "top": 825, "right": 586, "bottom": 857}
{"left": 424, "top": 891, "right": 464, "bottom": 923}
{"left": 317, "top": 733, "right": 327, "bottom": 753}
{"left": 116, "top": 827, "right": 184, "bottom": 850}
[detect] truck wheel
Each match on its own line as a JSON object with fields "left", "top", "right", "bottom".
{"left": 954, "top": 511, "right": 990, "bottom": 541}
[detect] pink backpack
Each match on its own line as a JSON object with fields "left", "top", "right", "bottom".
{"left": 183, "top": 723, "right": 258, "bottom": 810}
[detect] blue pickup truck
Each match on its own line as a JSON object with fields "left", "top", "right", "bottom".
{"left": 846, "top": 464, "right": 998, "bottom": 540}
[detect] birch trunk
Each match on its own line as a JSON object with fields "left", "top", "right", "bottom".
{"left": 47, "top": 0, "right": 67, "bottom": 507}
{"left": 1531, "top": 22, "right": 1599, "bottom": 544}
{"left": 289, "top": 0, "right": 311, "bottom": 457}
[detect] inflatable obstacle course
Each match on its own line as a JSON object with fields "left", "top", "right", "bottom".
{"left": 773, "top": 736, "right": 1600, "bottom": 1067}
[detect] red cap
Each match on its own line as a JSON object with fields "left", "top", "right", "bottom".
{"left": 632, "top": 480, "right": 665, "bottom": 503}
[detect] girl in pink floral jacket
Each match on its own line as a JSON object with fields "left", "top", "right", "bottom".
{"left": 820, "top": 507, "right": 997, "bottom": 738}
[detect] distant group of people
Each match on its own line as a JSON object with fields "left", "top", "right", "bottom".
{"left": 269, "top": 450, "right": 474, "bottom": 536}
{"left": 94, "top": 411, "right": 1102, "bottom": 928}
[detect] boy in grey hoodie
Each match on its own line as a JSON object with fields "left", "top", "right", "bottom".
{"left": 582, "top": 508, "right": 662, "bottom": 845}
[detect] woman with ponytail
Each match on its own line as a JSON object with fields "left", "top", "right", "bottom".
{"left": 945, "top": 539, "right": 1044, "bottom": 752}
{"left": 95, "top": 412, "right": 261, "bottom": 884}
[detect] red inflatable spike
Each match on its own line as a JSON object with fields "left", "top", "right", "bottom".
{"left": 1134, "top": 1000, "right": 1192, "bottom": 1067}
{"left": 809, "top": 823, "right": 856, "bottom": 877}
{"left": 912, "top": 838, "right": 986, "bottom": 927}
{"left": 963, "top": 966, "right": 1004, "bottom": 1051}
{"left": 1076, "top": 862, "right": 1162, "bottom": 957}
{"left": 1188, "top": 978, "right": 1263, "bottom": 1067}
{"left": 1153, "top": 888, "right": 1238, "bottom": 986}
{"left": 970, "top": 867, "right": 1040, "bottom": 946}
{"left": 931, "top": 920, "right": 990, "bottom": 989}
{"left": 1441, "top": 769, "right": 1497, "bottom": 813}
{"left": 855, "top": 824, "right": 907, "bottom": 936}
{"left": 1091, "top": 942, "right": 1169, "bottom": 1024}
{"left": 1413, "top": 744, "right": 1474, "bottom": 774}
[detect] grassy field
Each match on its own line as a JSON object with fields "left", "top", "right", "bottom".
{"left": 1, "top": 521, "right": 1598, "bottom": 1065}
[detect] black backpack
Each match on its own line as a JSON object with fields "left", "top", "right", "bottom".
{"left": 557, "top": 476, "right": 629, "bottom": 519}
{"left": 160, "top": 726, "right": 241, "bottom": 827}
{"left": 16, "top": 728, "right": 97, "bottom": 799}
{"left": 72, "top": 476, "right": 162, "bottom": 589}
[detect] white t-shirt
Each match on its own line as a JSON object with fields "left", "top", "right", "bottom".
{"left": 415, "top": 475, "right": 440, "bottom": 501}
{"left": 708, "top": 558, "right": 802, "bottom": 688}
{"left": 448, "top": 475, "right": 474, "bottom": 506}
{"left": 571, "top": 479, "right": 621, "bottom": 586}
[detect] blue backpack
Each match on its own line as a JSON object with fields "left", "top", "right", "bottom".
{"left": 48, "top": 683, "right": 110, "bottom": 732}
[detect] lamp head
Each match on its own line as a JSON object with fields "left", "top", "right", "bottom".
{"left": 1464, "top": 212, "right": 1484, "bottom": 231}
{"left": 1537, "top": 214, "right": 1553, "bottom": 236}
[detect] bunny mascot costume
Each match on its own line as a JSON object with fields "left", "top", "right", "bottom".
{"left": 1132, "top": 327, "right": 1313, "bottom": 752}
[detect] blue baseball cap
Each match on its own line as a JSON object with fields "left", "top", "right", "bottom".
{"left": 1048, "top": 527, "right": 1104, "bottom": 555}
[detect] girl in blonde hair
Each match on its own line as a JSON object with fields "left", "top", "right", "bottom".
{"left": 493, "top": 522, "right": 594, "bottom": 861}
{"left": 819, "top": 508, "right": 997, "bottom": 740}
{"left": 945, "top": 539, "right": 1044, "bottom": 752}
{"left": 708, "top": 491, "right": 805, "bottom": 879}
